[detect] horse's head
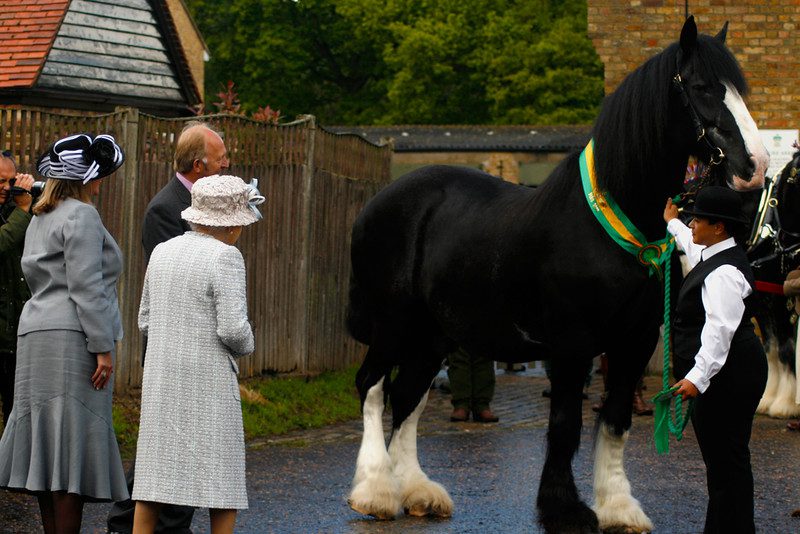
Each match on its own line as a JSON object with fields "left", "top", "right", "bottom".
{"left": 675, "top": 16, "right": 769, "bottom": 192}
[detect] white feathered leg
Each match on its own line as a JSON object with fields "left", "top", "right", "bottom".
{"left": 593, "top": 423, "right": 653, "bottom": 533}
{"left": 767, "top": 361, "right": 800, "bottom": 418}
{"left": 388, "top": 390, "right": 453, "bottom": 517}
{"left": 757, "top": 342, "right": 780, "bottom": 414}
{"left": 348, "top": 378, "right": 402, "bottom": 519}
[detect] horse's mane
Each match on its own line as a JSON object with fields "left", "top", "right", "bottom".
{"left": 592, "top": 34, "right": 748, "bottom": 206}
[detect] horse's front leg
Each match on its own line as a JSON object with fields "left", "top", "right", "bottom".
{"left": 594, "top": 346, "right": 654, "bottom": 533}
{"left": 388, "top": 389, "right": 453, "bottom": 517}
{"left": 537, "top": 355, "right": 599, "bottom": 534}
{"left": 348, "top": 376, "right": 402, "bottom": 519}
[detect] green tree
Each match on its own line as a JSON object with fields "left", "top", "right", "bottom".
{"left": 185, "top": 0, "right": 603, "bottom": 125}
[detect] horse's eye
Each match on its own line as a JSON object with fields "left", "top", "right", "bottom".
{"left": 691, "top": 83, "right": 710, "bottom": 93}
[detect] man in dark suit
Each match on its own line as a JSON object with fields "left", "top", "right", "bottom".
{"left": 142, "top": 122, "right": 230, "bottom": 261}
{"left": 107, "top": 121, "right": 228, "bottom": 534}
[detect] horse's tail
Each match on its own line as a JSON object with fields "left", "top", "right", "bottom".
{"left": 346, "top": 270, "right": 372, "bottom": 345}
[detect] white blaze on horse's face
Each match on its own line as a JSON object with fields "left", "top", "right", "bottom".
{"left": 723, "top": 82, "right": 769, "bottom": 190}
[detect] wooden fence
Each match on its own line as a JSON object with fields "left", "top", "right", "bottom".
{"left": 0, "top": 107, "right": 391, "bottom": 389}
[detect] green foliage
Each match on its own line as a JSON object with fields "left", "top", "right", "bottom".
{"left": 112, "top": 403, "right": 139, "bottom": 459}
{"left": 185, "top": 0, "right": 604, "bottom": 125}
{"left": 240, "top": 366, "right": 361, "bottom": 439}
{"left": 107, "top": 366, "right": 361, "bottom": 459}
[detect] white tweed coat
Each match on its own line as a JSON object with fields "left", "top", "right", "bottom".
{"left": 133, "top": 232, "right": 253, "bottom": 509}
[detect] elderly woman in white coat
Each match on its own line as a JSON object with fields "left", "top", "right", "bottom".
{"left": 132, "top": 174, "right": 264, "bottom": 534}
{"left": 0, "top": 133, "right": 128, "bottom": 533}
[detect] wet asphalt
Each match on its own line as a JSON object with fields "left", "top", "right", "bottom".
{"left": 1, "top": 368, "right": 800, "bottom": 533}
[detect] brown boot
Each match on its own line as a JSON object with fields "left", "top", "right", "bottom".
{"left": 632, "top": 389, "right": 653, "bottom": 416}
{"left": 473, "top": 408, "right": 499, "bottom": 423}
{"left": 450, "top": 407, "right": 469, "bottom": 422}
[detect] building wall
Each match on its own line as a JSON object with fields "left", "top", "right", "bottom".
{"left": 392, "top": 151, "right": 568, "bottom": 185}
{"left": 587, "top": 1, "right": 800, "bottom": 128}
{"left": 165, "top": 0, "right": 206, "bottom": 102}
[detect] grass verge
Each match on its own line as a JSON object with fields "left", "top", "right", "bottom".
{"left": 111, "top": 364, "right": 362, "bottom": 459}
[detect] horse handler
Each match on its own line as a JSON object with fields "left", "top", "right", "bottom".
{"left": 663, "top": 186, "right": 767, "bottom": 534}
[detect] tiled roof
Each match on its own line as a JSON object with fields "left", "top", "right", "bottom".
{"left": 0, "top": 0, "right": 69, "bottom": 88}
{"left": 324, "top": 125, "right": 592, "bottom": 152}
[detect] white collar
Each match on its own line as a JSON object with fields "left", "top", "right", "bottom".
{"left": 700, "top": 236, "right": 736, "bottom": 261}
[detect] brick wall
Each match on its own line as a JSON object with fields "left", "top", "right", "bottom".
{"left": 587, "top": 1, "right": 800, "bottom": 128}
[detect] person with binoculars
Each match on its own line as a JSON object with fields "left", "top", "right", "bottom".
{"left": 0, "top": 150, "right": 34, "bottom": 424}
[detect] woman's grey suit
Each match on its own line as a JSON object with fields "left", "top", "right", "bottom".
{"left": 0, "top": 198, "right": 128, "bottom": 501}
{"left": 133, "top": 231, "right": 253, "bottom": 509}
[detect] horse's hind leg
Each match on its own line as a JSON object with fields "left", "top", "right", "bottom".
{"left": 388, "top": 356, "right": 454, "bottom": 518}
{"left": 349, "top": 348, "right": 401, "bottom": 519}
{"left": 538, "top": 355, "right": 599, "bottom": 534}
{"left": 757, "top": 339, "right": 780, "bottom": 414}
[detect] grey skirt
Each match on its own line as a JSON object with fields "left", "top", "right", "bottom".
{"left": 0, "top": 330, "right": 128, "bottom": 502}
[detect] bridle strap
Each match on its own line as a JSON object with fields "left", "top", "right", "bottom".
{"left": 673, "top": 53, "right": 726, "bottom": 167}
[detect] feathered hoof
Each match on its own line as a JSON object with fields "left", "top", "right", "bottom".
{"left": 767, "top": 399, "right": 800, "bottom": 419}
{"left": 594, "top": 496, "right": 653, "bottom": 534}
{"left": 348, "top": 478, "right": 402, "bottom": 520}
{"left": 402, "top": 477, "right": 454, "bottom": 518}
{"left": 602, "top": 527, "right": 651, "bottom": 534}
{"left": 756, "top": 396, "right": 774, "bottom": 415}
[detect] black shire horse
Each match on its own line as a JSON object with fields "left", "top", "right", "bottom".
{"left": 748, "top": 150, "right": 800, "bottom": 418}
{"left": 346, "top": 17, "right": 768, "bottom": 533}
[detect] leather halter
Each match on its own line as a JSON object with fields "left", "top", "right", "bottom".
{"left": 671, "top": 53, "right": 729, "bottom": 205}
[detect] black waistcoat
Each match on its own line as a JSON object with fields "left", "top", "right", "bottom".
{"left": 673, "top": 245, "right": 757, "bottom": 367}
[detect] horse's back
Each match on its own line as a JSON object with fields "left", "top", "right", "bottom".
{"left": 348, "top": 165, "right": 530, "bottom": 344}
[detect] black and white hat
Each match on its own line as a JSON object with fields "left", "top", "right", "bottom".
{"left": 36, "top": 133, "right": 124, "bottom": 184}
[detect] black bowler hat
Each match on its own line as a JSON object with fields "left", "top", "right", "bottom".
{"left": 683, "top": 185, "right": 748, "bottom": 224}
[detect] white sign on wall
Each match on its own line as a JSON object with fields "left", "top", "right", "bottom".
{"left": 759, "top": 129, "right": 799, "bottom": 179}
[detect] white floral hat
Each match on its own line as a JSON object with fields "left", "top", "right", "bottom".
{"left": 181, "top": 174, "right": 265, "bottom": 227}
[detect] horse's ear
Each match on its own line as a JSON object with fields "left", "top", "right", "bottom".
{"left": 715, "top": 21, "right": 729, "bottom": 43}
{"left": 680, "top": 15, "right": 698, "bottom": 55}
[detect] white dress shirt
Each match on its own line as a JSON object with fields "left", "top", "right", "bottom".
{"left": 667, "top": 218, "right": 752, "bottom": 393}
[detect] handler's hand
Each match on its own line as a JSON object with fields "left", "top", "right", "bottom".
{"left": 92, "top": 352, "right": 113, "bottom": 390}
{"left": 12, "top": 173, "right": 34, "bottom": 212}
{"left": 663, "top": 198, "right": 680, "bottom": 223}
{"left": 673, "top": 378, "right": 699, "bottom": 400}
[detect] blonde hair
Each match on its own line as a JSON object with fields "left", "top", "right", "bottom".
{"left": 174, "top": 121, "right": 218, "bottom": 174}
{"left": 32, "top": 178, "right": 92, "bottom": 215}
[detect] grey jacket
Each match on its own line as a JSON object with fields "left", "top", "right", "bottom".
{"left": 18, "top": 198, "right": 123, "bottom": 353}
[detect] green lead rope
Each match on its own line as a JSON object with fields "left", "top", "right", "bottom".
{"left": 652, "top": 223, "right": 695, "bottom": 455}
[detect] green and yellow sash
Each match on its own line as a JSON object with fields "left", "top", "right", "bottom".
{"left": 579, "top": 139, "right": 673, "bottom": 278}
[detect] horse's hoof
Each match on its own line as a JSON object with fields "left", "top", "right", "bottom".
{"left": 539, "top": 501, "right": 600, "bottom": 534}
{"left": 348, "top": 476, "right": 402, "bottom": 520}
{"left": 401, "top": 477, "right": 454, "bottom": 518}
{"left": 602, "top": 527, "right": 651, "bottom": 534}
{"left": 348, "top": 498, "right": 397, "bottom": 521}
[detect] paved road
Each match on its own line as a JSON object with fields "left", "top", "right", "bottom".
{"left": 2, "top": 369, "right": 799, "bottom": 533}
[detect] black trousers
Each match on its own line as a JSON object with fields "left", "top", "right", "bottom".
{"left": 680, "top": 335, "right": 766, "bottom": 534}
{"left": 106, "top": 461, "right": 195, "bottom": 533}
{"left": 0, "top": 350, "right": 15, "bottom": 424}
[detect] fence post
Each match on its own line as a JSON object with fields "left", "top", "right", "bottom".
{"left": 298, "top": 115, "right": 317, "bottom": 374}
{"left": 115, "top": 106, "right": 140, "bottom": 391}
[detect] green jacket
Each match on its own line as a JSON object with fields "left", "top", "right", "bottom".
{"left": 0, "top": 201, "right": 31, "bottom": 353}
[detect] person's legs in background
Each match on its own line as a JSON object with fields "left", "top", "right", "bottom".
{"left": 447, "top": 347, "right": 472, "bottom": 422}
{"left": 469, "top": 352, "right": 498, "bottom": 422}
